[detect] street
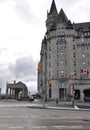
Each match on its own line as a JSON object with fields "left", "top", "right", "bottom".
{"left": 0, "top": 101, "right": 90, "bottom": 130}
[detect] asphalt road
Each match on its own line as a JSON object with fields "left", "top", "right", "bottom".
{"left": 0, "top": 101, "right": 90, "bottom": 130}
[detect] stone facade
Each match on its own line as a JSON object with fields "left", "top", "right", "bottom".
{"left": 38, "top": 0, "right": 90, "bottom": 101}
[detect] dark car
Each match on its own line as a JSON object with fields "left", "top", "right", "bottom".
{"left": 29, "top": 96, "right": 34, "bottom": 101}
{"left": 84, "top": 95, "right": 90, "bottom": 102}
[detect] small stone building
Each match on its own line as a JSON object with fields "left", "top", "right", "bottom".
{"left": 6, "top": 81, "right": 28, "bottom": 99}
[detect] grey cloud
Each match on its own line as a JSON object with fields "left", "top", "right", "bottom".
{"left": 0, "top": 55, "right": 37, "bottom": 93}
{"left": 9, "top": 55, "right": 36, "bottom": 79}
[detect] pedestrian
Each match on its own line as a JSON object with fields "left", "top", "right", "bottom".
{"left": 45, "top": 96, "right": 47, "bottom": 102}
{"left": 56, "top": 98, "right": 58, "bottom": 104}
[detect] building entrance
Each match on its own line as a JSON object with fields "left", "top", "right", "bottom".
{"left": 83, "top": 89, "right": 90, "bottom": 102}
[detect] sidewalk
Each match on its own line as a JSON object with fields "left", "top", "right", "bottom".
{"left": 28, "top": 100, "right": 90, "bottom": 111}
{"left": 0, "top": 99, "right": 90, "bottom": 111}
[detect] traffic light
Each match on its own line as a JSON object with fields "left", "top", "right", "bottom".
{"left": 47, "top": 79, "right": 51, "bottom": 85}
{"left": 38, "top": 62, "right": 41, "bottom": 72}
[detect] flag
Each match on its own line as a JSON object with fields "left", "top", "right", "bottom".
{"left": 81, "top": 69, "right": 89, "bottom": 74}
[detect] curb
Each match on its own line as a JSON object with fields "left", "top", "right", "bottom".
{"left": 28, "top": 105, "right": 90, "bottom": 111}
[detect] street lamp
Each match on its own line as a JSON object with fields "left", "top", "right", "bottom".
{"left": 71, "top": 73, "right": 77, "bottom": 106}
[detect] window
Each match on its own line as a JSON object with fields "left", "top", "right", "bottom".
{"left": 49, "top": 46, "right": 51, "bottom": 51}
{"left": 49, "top": 62, "right": 51, "bottom": 67}
{"left": 57, "top": 52, "right": 59, "bottom": 58}
{"left": 60, "top": 51, "right": 64, "bottom": 56}
{"left": 57, "top": 61, "right": 59, "bottom": 66}
{"left": 88, "top": 32, "right": 90, "bottom": 35}
{"left": 73, "top": 61, "right": 76, "bottom": 66}
{"left": 73, "top": 53, "right": 76, "bottom": 58}
{"left": 60, "top": 60, "right": 64, "bottom": 65}
{"left": 57, "top": 70, "right": 59, "bottom": 76}
{"left": 60, "top": 70, "right": 64, "bottom": 76}
{"left": 49, "top": 71, "right": 51, "bottom": 77}
{"left": 81, "top": 45, "right": 85, "bottom": 51}
{"left": 84, "top": 31, "right": 90, "bottom": 37}
{"left": 73, "top": 45, "right": 75, "bottom": 49}
{"left": 82, "top": 61, "right": 86, "bottom": 66}
{"left": 58, "top": 27, "right": 65, "bottom": 34}
{"left": 60, "top": 43, "right": 63, "bottom": 49}
{"left": 82, "top": 53, "right": 86, "bottom": 58}
{"left": 80, "top": 37, "right": 84, "bottom": 43}
{"left": 49, "top": 54, "right": 51, "bottom": 59}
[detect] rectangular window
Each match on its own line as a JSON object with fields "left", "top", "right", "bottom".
{"left": 58, "top": 27, "right": 65, "bottom": 34}
{"left": 49, "top": 62, "right": 51, "bottom": 67}
{"left": 57, "top": 52, "right": 59, "bottom": 58}
{"left": 60, "top": 60, "right": 64, "bottom": 65}
{"left": 60, "top": 52, "right": 64, "bottom": 56}
{"left": 60, "top": 70, "right": 64, "bottom": 77}
{"left": 73, "top": 61, "right": 76, "bottom": 66}
{"left": 49, "top": 46, "right": 51, "bottom": 51}
{"left": 80, "top": 37, "right": 84, "bottom": 43}
{"left": 81, "top": 45, "right": 85, "bottom": 51}
{"left": 82, "top": 53, "right": 86, "bottom": 58}
{"left": 73, "top": 45, "right": 75, "bottom": 49}
{"left": 57, "top": 61, "right": 59, "bottom": 66}
{"left": 49, "top": 54, "right": 51, "bottom": 59}
{"left": 73, "top": 53, "right": 76, "bottom": 58}
{"left": 49, "top": 71, "right": 51, "bottom": 77}
{"left": 82, "top": 61, "right": 86, "bottom": 66}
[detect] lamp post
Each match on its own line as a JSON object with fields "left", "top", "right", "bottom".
{"left": 71, "top": 73, "right": 77, "bottom": 106}
{"left": 71, "top": 84, "right": 75, "bottom": 106}
{"left": 40, "top": 40, "right": 47, "bottom": 108}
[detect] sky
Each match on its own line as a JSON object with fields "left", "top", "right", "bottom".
{"left": 0, "top": 0, "right": 90, "bottom": 94}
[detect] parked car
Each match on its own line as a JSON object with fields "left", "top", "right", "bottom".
{"left": 29, "top": 96, "right": 34, "bottom": 101}
{"left": 84, "top": 95, "right": 90, "bottom": 102}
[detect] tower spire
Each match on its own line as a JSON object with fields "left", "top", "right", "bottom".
{"left": 57, "top": 8, "right": 68, "bottom": 23}
{"left": 50, "top": 0, "right": 58, "bottom": 14}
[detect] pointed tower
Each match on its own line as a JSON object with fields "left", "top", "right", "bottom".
{"left": 46, "top": 0, "right": 58, "bottom": 32}
{"left": 50, "top": 0, "right": 58, "bottom": 14}
{"left": 57, "top": 8, "right": 68, "bottom": 23}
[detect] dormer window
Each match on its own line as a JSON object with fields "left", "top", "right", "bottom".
{"left": 58, "top": 27, "right": 65, "bottom": 34}
{"left": 80, "top": 37, "right": 84, "bottom": 43}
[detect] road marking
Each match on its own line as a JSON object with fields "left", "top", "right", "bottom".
{"left": 31, "top": 116, "right": 85, "bottom": 120}
{"left": 53, "top": 125, "right": 83, "bottom": 129}
{"left": 0, "top": 115, "right": 28, "bottom": 118}
{"left": 74, "top": 105, "right": 79, "bottom": 109}
{"left": 33, "top": 126, "right": 47, "bottom": 129}
{"left": 10, "top": 126, "right": 23, "bottom": 129}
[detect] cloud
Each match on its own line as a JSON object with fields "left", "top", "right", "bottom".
{"left": 0, "top": 55, "right": 37, "bottom": 93}
{"left": 15, "top": 0, "right": 39, "bottom": 24}
{"left": 9, "top": 55, "right": 37, "bottom": 78}
{"left": 56, "top": 0, "right": 90, "bottom": 22}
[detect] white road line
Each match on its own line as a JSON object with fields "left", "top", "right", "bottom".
{"left": 33, "top": 126, "right": 47, "bottom": 129}
{"left": 53, "top": 125, "right": 83, "bottom": 129}
{"left": 74, "top": 105, "right": 79, "bottom": 109}
{"left": 31, "top": 116, "right": 84, "bottom": 120}
{"left": 10, "top": 126, "right": 23, "bottom": 129}
{"left": 0, "top": 115, "right": 28, "bottom": 118}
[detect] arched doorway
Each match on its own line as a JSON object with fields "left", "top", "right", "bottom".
{"left": 83, "top": 89, "right": 90, "bottom": 102}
